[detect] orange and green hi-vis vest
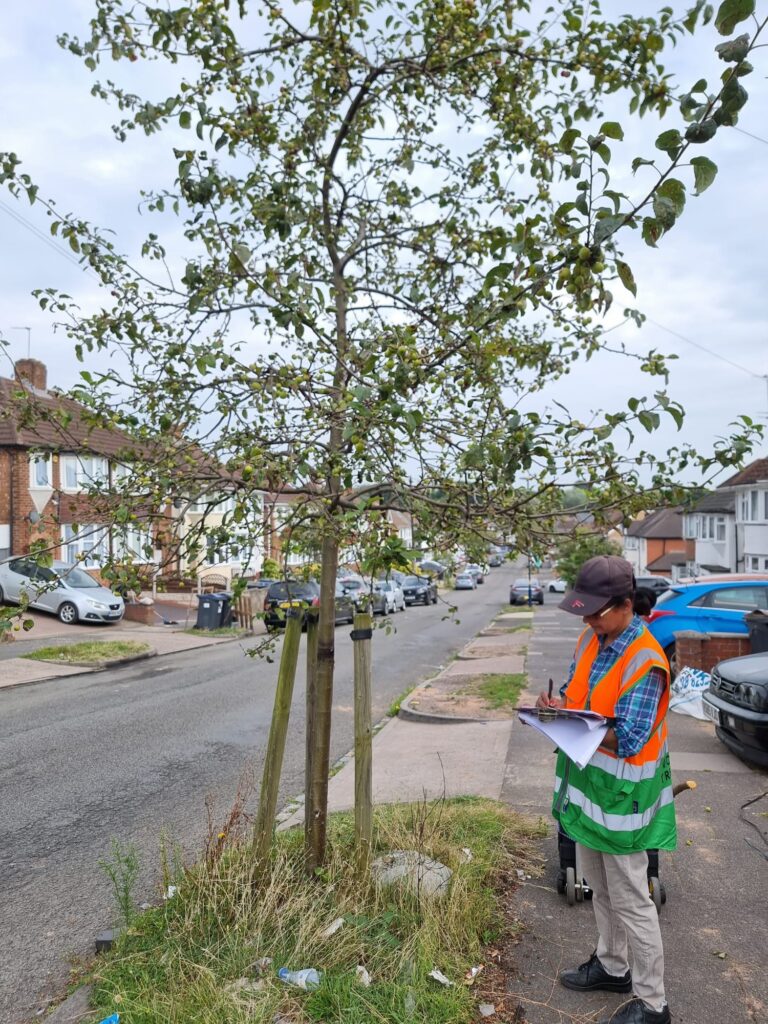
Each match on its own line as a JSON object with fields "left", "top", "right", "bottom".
{"left": 552, "top": 625, "right": 676, "bottom": 854}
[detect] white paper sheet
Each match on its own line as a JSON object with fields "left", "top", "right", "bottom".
{"left": 517, "top": 707, "right": 609, "bottom": 769}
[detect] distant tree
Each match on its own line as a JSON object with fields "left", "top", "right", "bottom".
{"left": 554, "top": 531, "right": 623, "bottom": 586}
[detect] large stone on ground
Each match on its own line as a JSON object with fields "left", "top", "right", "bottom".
{"left": 370, "top": 850, "right": 452, "bottom": 897}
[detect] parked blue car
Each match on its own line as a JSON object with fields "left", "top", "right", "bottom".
{"left": 647, "top": 576, "right": 768, "bottom": 673}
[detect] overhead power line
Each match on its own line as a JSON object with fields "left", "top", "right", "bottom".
{"left": 645, "top": 317, "right": 764, "bottom": 381}
{"left": 0, "top": 197, "right": 98, "bottom": 279}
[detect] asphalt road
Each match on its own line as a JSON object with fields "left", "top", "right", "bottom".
{"left": 0, "top": 568, "right": 514, "bottom": 1024}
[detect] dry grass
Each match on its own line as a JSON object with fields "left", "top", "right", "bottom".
{"left": 21, "top": 640, "right": 151, "bottom": 665}
{"left": 89, "top": 799, "right": 547, "bottom": 1024}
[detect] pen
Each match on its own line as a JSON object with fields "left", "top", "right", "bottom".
{"left": 548, "top": 677, "right": 554, "bottom": 704}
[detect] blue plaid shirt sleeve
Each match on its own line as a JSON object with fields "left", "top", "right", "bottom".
{"left": 613, "top": 666, "right": 668, "bottom": 758}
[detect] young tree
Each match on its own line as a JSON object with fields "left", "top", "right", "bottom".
{"left": 1, "top": 0, "right": 764, "bottom": 865}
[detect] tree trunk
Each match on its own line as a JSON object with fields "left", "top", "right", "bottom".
{"left": 252, "top": 610, "right": 302, "bottom": 875}
{"left": 353, "top": 610, "right": 373, "bottom": 879}
{"left": 304, "top": 531, "right": 339, "bottom": 871}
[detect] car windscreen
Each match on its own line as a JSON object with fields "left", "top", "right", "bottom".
{"left": 61, "top": 567, "right": 100, "bottom": 588}
{"left": 267, "top": 582, "right": 317, "bottom": 600}
{"left": 513, "top": 578, "right": 535, "bottom": 588}
{"left": 403, "top": 576, "right": 420, "bottom": 586}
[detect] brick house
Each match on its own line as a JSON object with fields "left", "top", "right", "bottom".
{"left": 0, "top": 358, "right": 153, "bottom": 568}
{"left": 622, "top": 507, "right": 694, "bottom": 580}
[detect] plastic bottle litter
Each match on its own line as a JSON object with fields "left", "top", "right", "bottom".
{"left": 277, "top": 967, "right": 321, "bottom": 990}
{"left": 97, "top": 1016, "right": 120, "bottom": 1024}
{"left": 428, "top": 968, "right": 454, "bottom": 987}
{"left": 320, "top": 916, "right": 344, "bottom": 938}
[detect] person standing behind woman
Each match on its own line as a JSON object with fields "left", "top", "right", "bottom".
{"left": 536, "top": 555, "right": 675, "bottom": 1024}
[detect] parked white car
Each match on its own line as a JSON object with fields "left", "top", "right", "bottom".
{"left": 373, "top": 579, "right": 406, "bottom": 613}
{"left": 0, "top": 557, "right": 125, "bottom": 624}
{"left": 548, "top": 578, "right": 567, "bottom": 593}
{"left": 454, "top": 571, "right": 477, "bottom": 590}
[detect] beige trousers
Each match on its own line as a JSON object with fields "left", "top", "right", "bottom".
{"left": 577, "top": 844, "right": 666, "bottom": 1012}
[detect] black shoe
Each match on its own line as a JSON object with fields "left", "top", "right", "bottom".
{"left": 599, "top": 998, "right": 671, "bottom": 1024}
{"left": 559, "top": 951, "right": 632, "bottom": 993}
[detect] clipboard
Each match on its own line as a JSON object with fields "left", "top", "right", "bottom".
{"left": 517, "top": 706, "right": 609, "bottom": 769}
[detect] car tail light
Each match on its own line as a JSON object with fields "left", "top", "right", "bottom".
{"left": 646, "top": 609, "right": 674, "bottom": 624}
{"left": 311, "top": 596, "right": 320, "bottom": 607}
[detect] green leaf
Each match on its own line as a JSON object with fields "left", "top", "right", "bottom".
{"left": 657, "top": 178, "right": 686, "bottom": 216}
{"left": 593, "top": 214, "right": 624, "bottom": 244}
{"left": 655, "top": 129, "right": 683, "bottom": 154}
{"left": 685, "top": 119, "right": 718, "bottom": 143}
{"left": 690, "top": 156, "right": 718, "bottom": 194}
{"left": 715, "top": 32, "right": 750, "bottom": 61}
{"left": 714, "top": 0, "right": 755, "bottom": 35}
{"left": 653, "top": 195, "right": 678, "bottom": 228}
{"left": 600, "top": 121, "right": 624, "bottom": 141}
{"left": 179, "top": 110, "right": 191, "bottom": 129}
{"left": 631, "top": 157, "right": 655, "bottom": 173}
{"left": 616, "top": 260, "right": 637, "bottom": 297}
{"left": 560, "top": 128, "right": 580, "bottom": 154}
{"left": 642, "top": 217, "right": 663, "bottom": 248}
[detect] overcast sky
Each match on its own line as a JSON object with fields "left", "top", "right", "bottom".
{"left": 1, "top": 1, "right": 766, "bottom": 484}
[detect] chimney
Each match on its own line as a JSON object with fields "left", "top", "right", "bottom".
{"left": 15, "top": 358, "right": 47, "bottom": 392}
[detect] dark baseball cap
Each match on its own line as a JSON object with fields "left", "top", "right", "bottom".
{"left": 559, "top": 555, "right": 635, "bottom": 616}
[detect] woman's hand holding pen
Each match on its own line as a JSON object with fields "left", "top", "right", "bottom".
{"left": 535, "top": 677, "right": 565, "bottom": 709}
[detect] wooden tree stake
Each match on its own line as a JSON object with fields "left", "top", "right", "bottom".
{"left": 352, "top": 610, "right": 373, "bottom": 878}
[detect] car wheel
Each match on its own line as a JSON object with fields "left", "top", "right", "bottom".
{"left": 664, "top": 643, "right": 677, "bottom": 679}
{"left": 538, "top": 596, "right": 544, "bottom": 605}
{"left": 549, "top": 584, "right": 556, "bottom": 592}
{"left": 58, "top": 601, "right": 79, "bottom": 625}
{"left": 0, "top": 584, "right": 5, "bottom": 605}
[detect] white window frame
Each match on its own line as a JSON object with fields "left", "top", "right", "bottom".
{"left": 113, "top": 526, "right": 155, "bottom": 564}
{"left": 715, "top": 516, "right": 726, "bottom": 542}
{"left": 61, "top": 523, "right": 110, "bottom": 566}
{"left": 29, "top": 453, "right": 52, "bottom": 488}
{"left": 60, "top": 454, "right": 109, "bottom": 493}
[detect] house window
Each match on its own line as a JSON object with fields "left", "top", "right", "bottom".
{"left": 715, "top": 516, "right": 726, "bottom": 542}
{"left": 0, "top": 523, "right": 9, "bottom": 562}
{"left": 114, "top": 527, "right": 154, "bottom": 563}
{"left": 29, "top": 453, "right": 52, "bottom": 488}
{"left": 61, "top": 524, "right": 109, "bottom": 565}
{"left": 624, "top": 535, "right": 639, "bottom": 549}
{"left": 187, "top": 493, "right": 236, "bottom": 514}
{"left": 60, "top": 454, "right": 108, "bottom": 492}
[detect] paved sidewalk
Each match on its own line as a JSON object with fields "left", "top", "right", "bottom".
{"left": 0, "top": 626, "right": 248, "bottom": 690}
{"left": 501, "top": 604, "right": 768, "bottom": 1024}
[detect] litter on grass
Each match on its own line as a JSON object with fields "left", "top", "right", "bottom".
{"left": 321, "top": 916, "right": 345, "bottom": 938}
{"left": 163, "top": 885, "right": 178, "bottom": 900}
{"left": 464, "top": 965, "right": 484, "bottom": 985}
{"left": 460, "top": 847, "right": 473, "bottom": 862}
{"left": 226, "top": 977, "right": 265, "bottom": 998}
{"left": 428, "top": 968, "right": 454, "bottom": 987}
{"left": 478, "top": 1003, "right": 496, "bottom": 1017}
{"left": 251, "top": 956, "right": 273, "bottom": 975}
{"left": 355, "top": 965, "right": 372, "bottom": 987}
{"left": 97, "top": 1016, "right": 120, "bottom": 1024}
{"left": 277, "top": 967, "right": 321, "bottom": 990}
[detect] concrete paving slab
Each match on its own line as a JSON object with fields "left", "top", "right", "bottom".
{"left": 496, "top": 611, "right": 534, "bottom": 622}
{"left": 439, "top": 654, "right": 526, "bottom": 676}
{"left": 281, "top": 717, "right": 514, "bottom": 828}
{"left": 0, "top": 658, "right": 87, "bottom": 688}
{"left": 670, "top": 750, "right": 754, "bottom": 774}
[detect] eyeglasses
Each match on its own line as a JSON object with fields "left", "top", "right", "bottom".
{"left": 584, "top": 601, "right": 617, "bottom": 620}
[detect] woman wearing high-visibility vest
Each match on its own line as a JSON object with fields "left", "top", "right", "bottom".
{"left": 537, "top": 555, "right": 675, "bottom": 1024}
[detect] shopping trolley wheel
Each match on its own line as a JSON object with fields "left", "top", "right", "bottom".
{"left": 566, "top": 866, "right": 576, "bottom": 906}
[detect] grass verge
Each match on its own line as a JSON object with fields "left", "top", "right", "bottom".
{"left": 89, "top": 799, "right": 546, "bottom": 1023}
{"left": 21, "top": 640, "right": 151, "bottom": 665}
{"left": 473, "top": 673, "right": 527, "bottom": 710}
{"left": 499, "top": 604, "right": 537, "bottom": 614}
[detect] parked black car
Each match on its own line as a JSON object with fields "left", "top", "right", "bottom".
{"left": 509, "top": 577, "right": 544, "bottom": 605}
{"left": 635, "top": 574, "right": 673, "bottom": 596}
{"left": 401, "top": 574, "right": 438, "bottom": 606}
{"left": 264, "top": 580, "right": 354, "bottom": 628}
{"left": 702, "top": 653, "right": 768, "bottom": 766}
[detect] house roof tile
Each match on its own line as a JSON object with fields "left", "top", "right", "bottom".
{"left": 720, "top": 458, "right": 768, "bottom": 487}
{"left": 646, "top": 551, "right": 689, "bottom": 571}
{"left": 0, "top": 375, "right": 135, "bottom": 458}
{"left": 688, "top": 491, "right": 736, "bottom": 514}
{"left": 626, "top": 507, "right": 684, "bottom": 539}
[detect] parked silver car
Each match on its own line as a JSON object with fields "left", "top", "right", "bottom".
{"left": 0, "top": 557, "right": 125, "bottom": 624}
{"left": 373, "top": 579, "right": 406, "bottom": 613}
{"left": 454, "top": 571, "right": 477, "bottom": 590}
